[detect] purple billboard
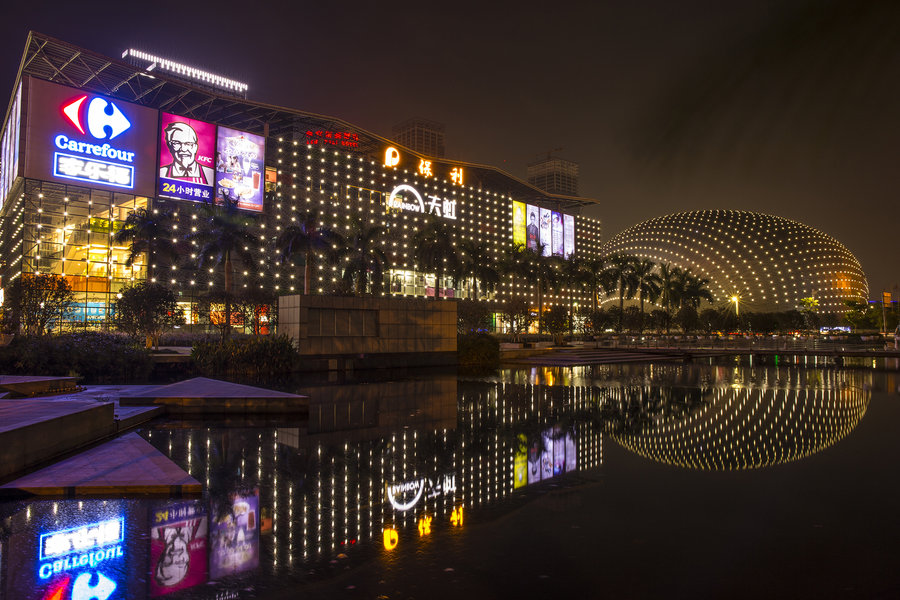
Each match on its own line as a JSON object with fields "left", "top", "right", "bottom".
{"left": 215, "top": 126, "right": 265, "bottom": 212}
{"left": 158, "top": 112, "right": 216, "bottom": 202}
{"left": 149, "top": 500, "right": 208, "bottom": 596}
{"left": 209, "top": 491, "right": 259, "bottom": 578}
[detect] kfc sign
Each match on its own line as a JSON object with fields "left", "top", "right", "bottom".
{"left": 24, "top": 77, "right": 158, "bottom": 196}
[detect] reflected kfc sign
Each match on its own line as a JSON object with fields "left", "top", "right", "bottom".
{"left": 23, "top": 76, "right": 158, "bottom": 196}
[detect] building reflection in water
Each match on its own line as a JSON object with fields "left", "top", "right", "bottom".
{"left": 0, "top": 365, "right": 871, "bottom": 598}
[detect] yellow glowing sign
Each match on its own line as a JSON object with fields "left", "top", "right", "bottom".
{"left": 383, "top": 527, "right": 399, "bottom": 550}
{"left": 384, "top": 147, "right": 400, "bottom": 168}
{"left": 417, "top": 515, "right": 432, "bottom": 536}
{"left": 418, "top": 159, "right": 433, "bottom": 177}
{"left": 450, "top": 167, "right": 464, "bottom": 185}
{"left": 450, "top": 506, "right": 464, "bottom": 527}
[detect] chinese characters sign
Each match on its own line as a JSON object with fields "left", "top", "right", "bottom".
{"left": 386, "top": 184, "right": 457, "bottom": 220}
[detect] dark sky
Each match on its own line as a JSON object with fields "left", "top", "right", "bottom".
{"left": 1, "top": 0, "right": 897, "bottom": 299}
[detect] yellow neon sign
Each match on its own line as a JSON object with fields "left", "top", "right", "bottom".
{"left": 418, "top": 159, "right": 433, "bottom": 177}
{"left": 383, "top": 527, "right": 399, "bottom": 550}
{"left": 450, "top": 506, "right": 464, "bottom": 527}
{"left": 450, "top": 167, "right": 464, "bottom": 185}
{"left": 384, "top": 147, "right": 400, "bottom": 168}
{"left": 417, "top": 515, "right": 432, "bottom": 536}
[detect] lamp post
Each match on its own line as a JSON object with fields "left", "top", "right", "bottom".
{"left": 731, "top": 295, "right": 740, "bottom": 317}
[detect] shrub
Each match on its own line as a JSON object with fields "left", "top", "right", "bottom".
{"left": 457, "top": 299, "right": 493, "bottom": 334}
{"left": 457, "top": 333, "right": 500, "bottom": 367}
{"left": 0, "top": 332, "right": 152, "bottom": 382}
{"left": 191, "top": 335, "right": 299, "bottom": 379}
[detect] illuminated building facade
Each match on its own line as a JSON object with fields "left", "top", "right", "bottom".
{"left": 0, "top": 33, "right": 602, "bottom": 329}
{"left": 527, "top": 156, "right": 579, "bottom": 197}
{"left": 602, "top": 210, "right": 868, "bottom": 313}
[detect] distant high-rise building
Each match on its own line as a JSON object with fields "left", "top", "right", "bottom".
{"left": 527, "top": 156, "right": 579, "bottom": 196}
{"left": 392, "top": 118, "right": 445, "bottom": 157}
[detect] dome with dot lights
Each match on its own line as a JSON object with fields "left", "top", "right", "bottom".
{"left": 609, "top": 373, "right": 869, "bottom": 470}
{"left": 601, "top": 210, "right": 868, "bottom": 313}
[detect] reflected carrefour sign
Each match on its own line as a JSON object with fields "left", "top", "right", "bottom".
{"left": 23, "top": 76, "right": 158, "bottom": 196}
{"left": 38, "top": 517, "right": 124, "bottom": 579}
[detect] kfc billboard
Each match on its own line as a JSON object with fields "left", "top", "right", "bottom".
{"left": 23, "top": 77, "right": 158, "bottom": 197}
{"left": 158, "top": 113, "right": 216, "bottom": 202}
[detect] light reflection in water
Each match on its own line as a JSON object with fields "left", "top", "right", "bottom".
{"left": 0, "top": 364, "right": 872, "bottom": 598}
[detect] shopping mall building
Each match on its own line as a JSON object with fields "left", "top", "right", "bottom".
{"left": 0, "top": 33, "right": 602, "bottom": 328}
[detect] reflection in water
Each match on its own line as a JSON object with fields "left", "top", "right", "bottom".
{"left": 0, "top": 365, "right": 874, "bottom": 598}
{"left": 606, "top": 367, "right": 871, "bottom": 470}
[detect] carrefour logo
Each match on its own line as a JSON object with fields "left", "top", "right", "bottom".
{"left": 62, "top": 95, "right": 131, "bottom": 139}
{"left": 52, "top": 94, "right": 137, "bottom": 188}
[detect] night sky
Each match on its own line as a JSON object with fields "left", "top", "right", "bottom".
{"left": 1, "top": 0, "right": 897, "bottom": 300}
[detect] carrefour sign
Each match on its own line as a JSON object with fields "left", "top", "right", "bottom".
{"left": 38, "top": 517, "right": 124, "bottom": 579}
{"left": 23, "top": 76, "right": 158, "bottom": 196}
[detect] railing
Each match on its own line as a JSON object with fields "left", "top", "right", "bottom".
{"left": 584, "top": 336, "right": 890, "bottom": 353}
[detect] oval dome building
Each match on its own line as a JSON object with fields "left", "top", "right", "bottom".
{"left": 602, "top": 210, "right": 868, "bottom": 313}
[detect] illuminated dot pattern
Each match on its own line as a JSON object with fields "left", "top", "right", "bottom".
{"left": 602, "top": 210, "right": 868, "bottom": 312}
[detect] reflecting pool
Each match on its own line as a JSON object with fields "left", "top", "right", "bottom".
{"left": 3, "top": 362, "right": 899, "bottom": 599}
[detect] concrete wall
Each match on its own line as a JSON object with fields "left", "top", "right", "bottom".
{"left": 279, "top": 295, "right": 457, "bottom": 368}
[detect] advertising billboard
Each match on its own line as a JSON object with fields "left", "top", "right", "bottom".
{"left": 551, "top": 210, "right": 564, "bottom": 257}
{"left": 215, "top": 126, "right": 264, "bottom": 212}
{"left": 522, "top": 427, "right": 577, "bottom": 487}
{"left": 158, "top": 112, "right": 216, "bottom": 202}
{"left": 149, "top": 501, "right": 208, "bottom": 596}
{"left": 209, "top": 491, "right": 259, "bottom": 578}
{"left": 0, "top": 81, "right": 22, "bottom": 208}
{"left": 512, "top": 200, "right": 526, "bottom": 247}
{"left": 525, "top": 204, "right": 539, "bottom": 251}
{"left": 23, "top": 76, "right": 158, "bottom": 197}
{"left": 564, "top": 214, "right": 575, "bottom": 259}
{"left": 539, "top": 208, "right": 552, "bottom": 256}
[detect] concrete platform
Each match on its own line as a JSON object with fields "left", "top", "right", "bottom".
{"left": 0, "top": 375, "right": 79, "bottom": 397}
{"left": 0, "top": 433, "right": 201, "bottom": 498}
{"left": 120, "top": 377, "right": 308, "bottom": 415}
{"left": 0, "top": 397, "right": 114, "bottom": 480}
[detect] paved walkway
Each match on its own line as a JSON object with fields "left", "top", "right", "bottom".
{"left": 0, "top": 432, "right": 200, "bottom": 497}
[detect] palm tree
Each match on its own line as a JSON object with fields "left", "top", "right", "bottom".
{"left": 631, "top": 257, "right": 662, "bottom": 334}
{"left": 604, "top": 253, "right": 637, "bottom": 332}
{"left": 529, "top": 247, "right": 561, "bottom": 334}
{"left": 338, "top": 217, "right": 389, "bottom": 295}
{"left": 582, "top": 256, "right": 608, "bottom": 312}
{"left": 113, "top": 206, "right": 179, "bottom": 279}
{"left": 499, "top": 243, "right": 532, "bottom": 299}
{"left": 455, "top": 240, "right": 499, "bottom": 300}
{"left": 657, "top": 262, "right": 682, "bottom": 333}
{"left": 274, "top": 210, "right": 343, "bottom": 295}
{"left": 185, "top": 197, "right": 260, "bottom": 340}
{"left": 560, "top": 254, "right": 590, "bottom": 335}
{"left": 682, "top": 273, "right": 714, "bottom": 308}
{"left": 412, "top": 218, "right": 457, "bottom": 299}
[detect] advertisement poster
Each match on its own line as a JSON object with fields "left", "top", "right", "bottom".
{"left": 565, "top": 434, "right": 577, "bottom": 472}
{"left": 539, "top": 207, "right": 552, "bottom": 257}
{"left": 150, "top": 501, "right": 208, "bottom": 596}
{"left": 23, "top": 77, "right": 159, "bottom": 197}
{"left": 158, "top": 112, "right": 216, "bottom": 202}
{"left": 512, "top": 201, "right": 526, "bottom": 247}
{"left": 521, "top": 428, "right": 577, "bottom": 488}
{"left": 551, "top": 211, "right": 564, "bottom": 257}
{"left": 210, "top": 491, "right": 259, "bottom": 578}
{"left": 215, "top": 126, "right": 265, "bottom": 212}
{"left": 525, "top": 204, "right": 539, "bottom": 251}
{"left": 564, "top": 214, "right": 575, "bottom": 259}
{"left": 0, "top": 81, "right": 22, "bottom": 209}
{"left": 514, "top": 434, "right": 528, "bottom": 489}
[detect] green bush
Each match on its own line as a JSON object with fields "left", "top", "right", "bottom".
{"left": 457, "top": 333, "right": 500, "bottom": 368}
{"left": 192, "top": 335, "right": 299, "bottom": 379}
{"left": 0, "top": 332, "right": 153, "bottom": 382}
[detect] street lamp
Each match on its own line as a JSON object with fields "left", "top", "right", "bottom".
{"left": 731, "top": 295, "right": 740, "bottom": 317}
